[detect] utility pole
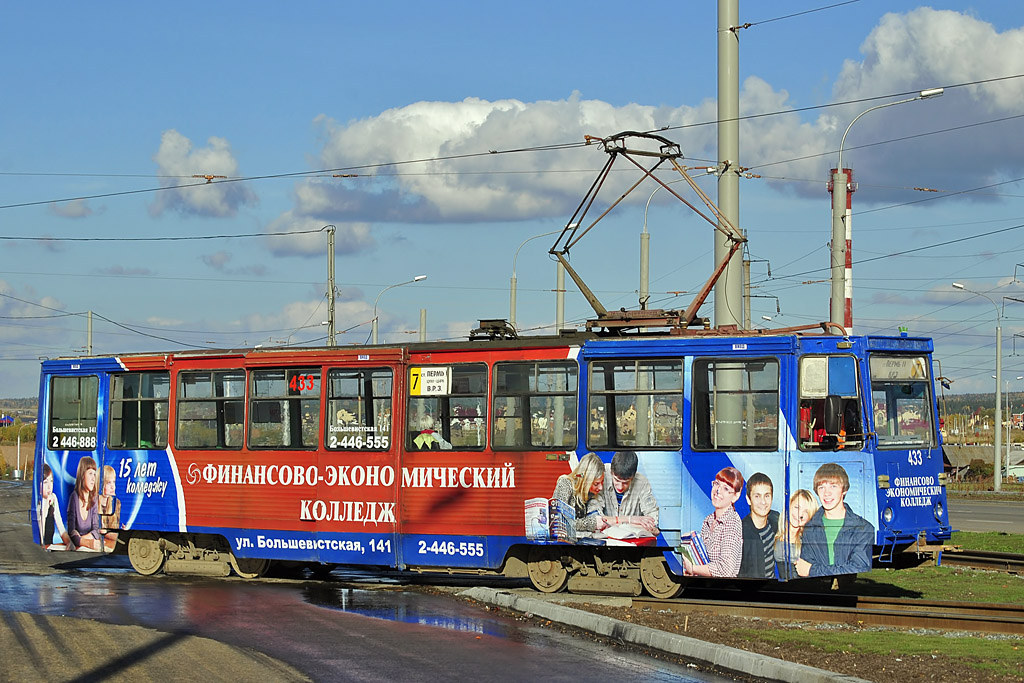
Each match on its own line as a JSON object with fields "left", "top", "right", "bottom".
{"left": 716, "top": 0, "right": 742, "bottom": 329}
{"left": 326, "top": 225, "right": 336, "bottom": 346}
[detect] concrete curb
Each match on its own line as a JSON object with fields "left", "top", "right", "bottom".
{"left": 461, "top": 587, "right": 872, "bottom": 683}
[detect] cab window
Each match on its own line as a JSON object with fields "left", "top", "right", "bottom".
{"left": 798, "top": 356, "right": 864, "bottom": 451}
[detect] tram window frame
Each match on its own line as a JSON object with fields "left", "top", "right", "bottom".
{"left": 797, "top": 355, "right": 866, "bottom": 451}
{"left": 248, "top": 367, "right": 321, "bottom": 450}
{"left": 407, "top": 363, "right": 488, "bottom": 451}
{"left": 691, "top": 357, "right": 780, "bottom": 452}
{"left": 492, "top": 360, "right": 578, "bottom": 450}
{"left": 587, "top": 359, "right": 683, "bottom": 450}
{"left": 48, "top": 375, "right": 99, "bottom": 451}
{"left": 869, "top": 354, "right": 936, "bottom": 449}
{"left": 109, "top": 371, "right": 170, "bottom": 450}
{"left": 326, "top": 367, "right": 393, "bottom": 451}
{"left": 175, "top": 369, "right": 246, "bottom": 450}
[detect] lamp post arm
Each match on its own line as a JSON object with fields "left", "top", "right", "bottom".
{"left": 837, "top": 88, "right": 943, "bottom": 171}
{"left": 372, "top": 276, "right": 426, "bottom": 345}
{"left": 838, "top": 96, "right": 917, "bottom": 171}
{"left": 510, "top": 229, "right": 561, "bottom": 327}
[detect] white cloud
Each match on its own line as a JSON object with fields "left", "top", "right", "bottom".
{"left": 144, "top": 316, "right": 184, "bottom": 327}
{"left": 149, "top": 130, "right": 257, "bottom": 218}
{"left": 304, "top": 93, "right": 715, "bottom": 224}
{"left": 824, "top": 8, "right": 1024, "bottom": 198}
{"left": 255, "top": 8, "right": 1024, "bottom": 262}
{"left": 199, "top": 250, "right": 268, "bottom": 277}
{"left": 48, "top": 199, "right": 94, "bottom": 218}
{"left": 263, "top": 211, "right": 374, "bottom": 258}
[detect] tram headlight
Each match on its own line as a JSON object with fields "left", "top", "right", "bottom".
{"left": 934, "top": 501, "right": 944, "bottom": 522}
{"left": 882, "top": 506, "right": 894, "bottom": 524}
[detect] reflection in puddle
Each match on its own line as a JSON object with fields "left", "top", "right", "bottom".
{"left": 304, "top": 584, "right": 498, "bottom": 636}
{"left": 0, "top": 573, "right": 736, "bottom": 682}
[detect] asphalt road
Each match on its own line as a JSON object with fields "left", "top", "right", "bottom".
{"left": 947, "top": 496, "right": 1024, "bottom": 533}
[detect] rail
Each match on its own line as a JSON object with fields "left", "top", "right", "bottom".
{"left": 632, "top": 591, "right": 1024, "bottom": 635}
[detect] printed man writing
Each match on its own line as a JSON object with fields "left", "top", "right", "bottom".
{"left": 598, "top": 451, "right": 659, "bottom": 535}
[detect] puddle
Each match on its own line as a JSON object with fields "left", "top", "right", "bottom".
{"left": 304, "top": 583, "right": 503, "bottom": 636}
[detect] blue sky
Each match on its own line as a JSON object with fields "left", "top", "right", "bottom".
{"left": 2, "top": 1, "right": 1024, "bottom": 398}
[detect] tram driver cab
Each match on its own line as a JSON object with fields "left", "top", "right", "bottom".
{"left": 798, "top": 355, "right": 864, "bottom": 451}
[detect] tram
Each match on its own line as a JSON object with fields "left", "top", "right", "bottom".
{"left": 29, "top": 133, "right": 950, "bottom": 596}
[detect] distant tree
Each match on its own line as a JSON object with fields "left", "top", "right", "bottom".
{"left": 966, "top": 458, "right": 993, "bottom": 481}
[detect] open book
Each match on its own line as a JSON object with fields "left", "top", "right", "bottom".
{"left": 599, "top": 523, "right": 651, "bottom": 540}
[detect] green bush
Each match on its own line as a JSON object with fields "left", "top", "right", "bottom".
{"left": 965, "top": 458, "right": 993, "bottom": 480}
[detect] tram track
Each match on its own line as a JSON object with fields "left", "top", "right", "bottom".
{"left": 632, "top": 591, "right": 1024, "bottom": 635}
{"left": 938, "top": 549, "right": 1024, "bottom": 573}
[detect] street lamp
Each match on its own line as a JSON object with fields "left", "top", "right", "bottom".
{"left": 641, "top": 179, "right": 688, "bottom": 308}
{"left": 510, "top": 230, "right": 561, "bottom": 330}
{"left": 1000, "top": 376, "right": 1023, "bottom": 479}
{"left": 372, "top": 275, "right": 426, "bottom": 345}
{"left": 16, "top": 422, "right": 32, "bottom": 481}
{"left": 830, "top": 88, "right": 944, "bottom": 330}
{"left": 954, "top": 281, "right": 1003, "bottom": 491}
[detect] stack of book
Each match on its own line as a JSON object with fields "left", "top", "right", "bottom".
{"left": 679, "top": 532, "right": 709, "bottom": 566}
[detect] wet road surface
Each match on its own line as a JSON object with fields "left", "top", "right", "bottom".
{"left": 1, "top": 481, "right": 735, "bottom": 682}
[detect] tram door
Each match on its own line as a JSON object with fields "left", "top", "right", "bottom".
{"left": 36, "top": 374, "right": 102, "bottom": 550}
{"left": 320, "top": 364, "right": 399, "bottom": 567}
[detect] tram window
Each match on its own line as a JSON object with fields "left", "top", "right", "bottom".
{"left": 869, "top": 355, "right": 935, "bottom": 449}
{"left": 176, "top": 370, "right": 245, "bottom": 449}
{"left": 49, "top": 376, "right": 99, "bottom": 451}
{"left": 492, "top": 361, "right": 578, "bottom": 450}
{"left": 692, "top": 358, "right": 779, "bottom": 451}
{"left": 798, "top": 356, "right": 865, "bottom": 451}
{"left": 588, "top": 359, "right": 683, "bottom": 449}
{"left": 326, "top": 368, "right": 392, "bottom": 450}
{"left": 109, "top": 372, "right": 169, "bottom": 449}
{"left": 249, "top": 368, "right": 321, "bottom": 449}
{"left": 407, "top": 363, "right": 487, "bottom": 450}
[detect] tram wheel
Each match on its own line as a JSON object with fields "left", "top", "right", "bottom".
{"left": 230, "top": 554, "right": 270, "bottom": 579}
{"left": 640, "top": 555, "right": 684, "bottom": 599}
{"left": 527, "top": 547, "right": 569, "bottom": 593}
{"left": 127, "top": 532, "right": 165, "bottom": 576}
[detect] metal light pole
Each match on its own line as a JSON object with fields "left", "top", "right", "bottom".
{"left": 642, "top": 179, "right": 687, "bottom": 309}
{"left": 16, "top": 422, "right": 32, "bottom": 480}
{"left": 1006, "top": 377, "right": 1022, "bottom": 477}
{"left": 831, "top": 88, "right": 944, "bottom": 329}
{"left": 510, "top": 230, "right": 560, "bottom": 330}
{"left": 372, "top": 275, "right": 426, "bottom": 345}
{"left": 954, "top": 282, "right": 1003, "bottom": 491}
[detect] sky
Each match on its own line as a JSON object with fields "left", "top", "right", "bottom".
{"left": 2, "top": 1, "right": 1024, "bottom": 399}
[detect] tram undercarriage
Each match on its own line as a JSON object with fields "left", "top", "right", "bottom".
{"left": 125, "top": 531, "right": 271, "bottom": 579}
{"left": 122, "top": 531, "right": 685, "bottom": 598}
{"left": 503, "top": 545, "right": 685, "bottom": 599}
